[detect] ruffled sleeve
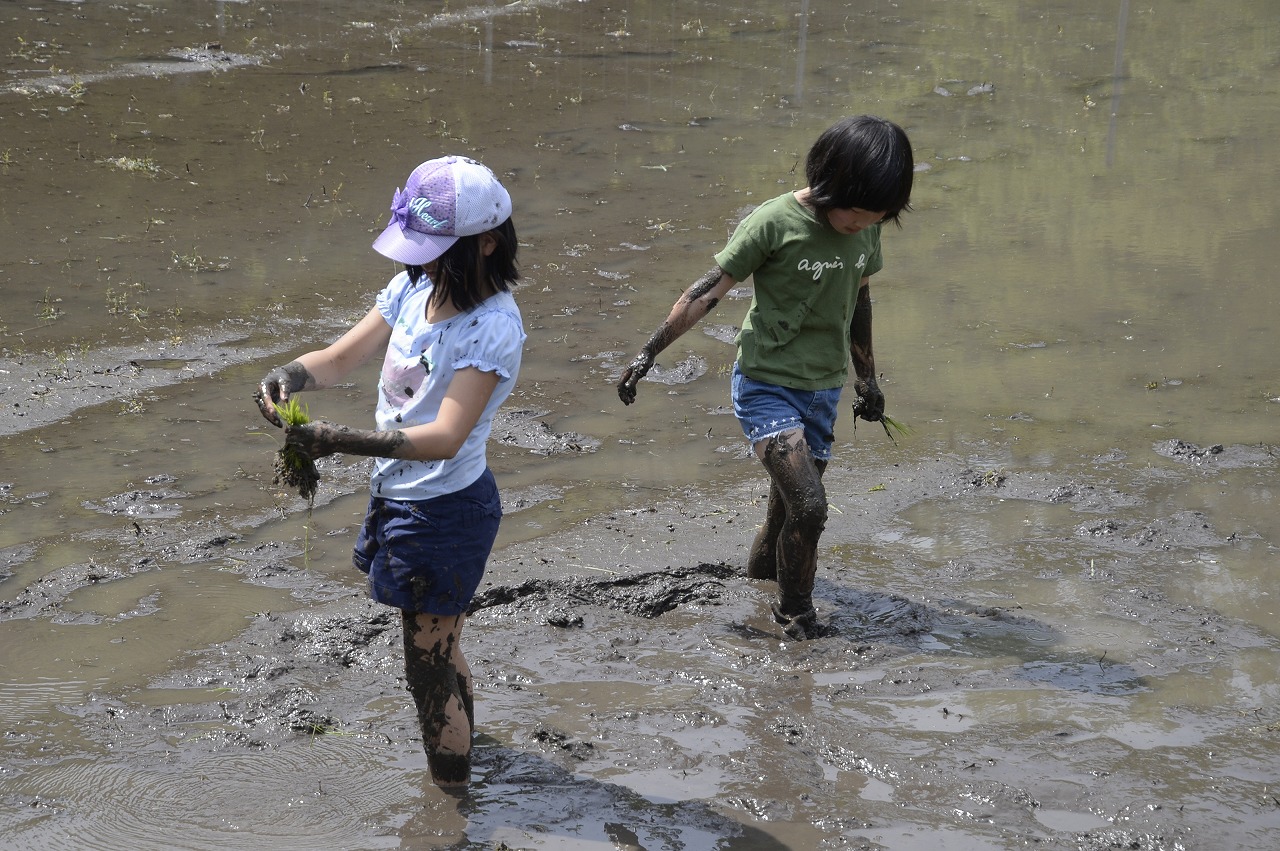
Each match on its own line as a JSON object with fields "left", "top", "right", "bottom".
{"left": 375, "top": 270, "right": 418, "bottom": 326}
{"left": 450, "top": 299, "right": 526, "bottom": 382}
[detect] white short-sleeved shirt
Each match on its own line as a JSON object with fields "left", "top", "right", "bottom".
{"left": 370, "top": 270, "right": 525, "bottom": 501}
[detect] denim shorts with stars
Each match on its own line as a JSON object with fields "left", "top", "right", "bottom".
{"left": 730, "top": 363, "right": 842, "bottom": 460}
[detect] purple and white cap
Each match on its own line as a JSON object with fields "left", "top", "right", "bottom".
{"left": 372, "top": 156, "right": 512, "bottom": 265}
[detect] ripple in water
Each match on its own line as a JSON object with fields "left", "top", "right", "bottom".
{"left": 0, "top": 736, "right": 413, "bottom": 851}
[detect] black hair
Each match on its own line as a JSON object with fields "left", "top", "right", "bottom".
{"left": 804, "top": 115, "right": 915, "bottom": 226}
{"left": 405, "top": 217, "right": 520, "bottom": 312}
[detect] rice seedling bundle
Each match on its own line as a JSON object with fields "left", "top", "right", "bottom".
{"left": 853, "top": 398, "right": 913, "bottom": 445}
{"left": 272, "top": 398, "right": 319, "bottom": 502}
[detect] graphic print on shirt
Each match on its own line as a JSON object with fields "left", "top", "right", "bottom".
{"left": 380, "top": 351, "right": 427, "bottom": 417}
{"left": 796, "top": 252, "right": 867, "bottom": 282}
{"left": 381, "top": 325, "right": 446, "bottom": 419}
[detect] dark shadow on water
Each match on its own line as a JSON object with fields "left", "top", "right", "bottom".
{"left": 399, "top": 741, "right": 791, "bottom": 850}
{"left": 818, "top": 577, "right": 1149, "bottom": 696}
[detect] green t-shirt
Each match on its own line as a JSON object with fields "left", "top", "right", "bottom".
{"left": 714, "top": 192, "right": 883, "bottom": 391}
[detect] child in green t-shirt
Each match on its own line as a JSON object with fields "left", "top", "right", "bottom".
{"left": 617, "top": 115, "right": 916, "bottom": 640}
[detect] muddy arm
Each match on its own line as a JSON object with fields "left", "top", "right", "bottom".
{"left": 255, "top": 307, "right": 392, "bottom": 426}
{"left": 283, "top": 421, "right": 404, "bottom": 461}
{"left": 285, "top": 367, "right": 499, "bottom": 462}
{"left": 617, "top": 266, "right": 737, "bottom": 405}
{"left": 849, "top": 277, "right": 884, "bottom": 421}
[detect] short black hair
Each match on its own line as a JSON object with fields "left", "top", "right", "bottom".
{"left": 406, "top": 217, "right": 520, "bottom": 312}
{"left": 804, "top": 115, "right": 914, "bottom": 226}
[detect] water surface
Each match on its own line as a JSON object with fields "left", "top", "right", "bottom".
{"left": 2, "top": 1, "right": 1279, "bottom": 848}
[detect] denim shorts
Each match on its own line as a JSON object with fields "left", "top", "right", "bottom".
{"left": 731, "top": 364, "right": 842, "bottom": 460}
{"left": 352, "top": 468, "right": 502, "bottom": 615}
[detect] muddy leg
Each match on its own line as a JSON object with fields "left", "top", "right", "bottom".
{"left": 454, "top": 647, "right": 475, "bottom": 732}
{"left": 747, "top": 457, "right": 828, "bottom": 581}
{"left": 756, "top": 430, "right": 828, "bottom": 639}
{"left": 746, "top": 481, "right": 787, "bottom": 580}
{"left": 402, "top": 610, "right": 472, "bottom": 789}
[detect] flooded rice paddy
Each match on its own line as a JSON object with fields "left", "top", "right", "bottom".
{"left": 2, "top": 1, "right": 1279, "bottom": 849}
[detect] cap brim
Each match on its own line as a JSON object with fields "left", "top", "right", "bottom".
{"left": 372, "top": 223, "right": 458, "bottom": 265}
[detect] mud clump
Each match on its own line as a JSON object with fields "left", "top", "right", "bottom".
{"left": 272, "top": 449, "right": 318, "bottom": 503}
{"left": 272, "top": 398, "right": 319, "bottom": 503}
{"left": 492, "top": 408, "right": 602, "bottom": 456}
{"left": 1154, "top": 438, "right": 1224, "bottom": 463}
{"left": 469, "top": 562, "right": 738, "bottom": 621}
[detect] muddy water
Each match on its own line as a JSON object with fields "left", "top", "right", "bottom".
{"left": 2, "top": 0, "right": 1279, "bottom": 849}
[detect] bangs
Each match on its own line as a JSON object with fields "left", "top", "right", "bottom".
{"left": 805, "top": 116, "right": 915, "bottom": 222}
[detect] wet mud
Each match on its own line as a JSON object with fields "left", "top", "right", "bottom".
{"left": 4, "top": 431, "right": 1279, "bottom": 849}
{"left": 4, "top": 0, "right": 1280, "bottom": 848}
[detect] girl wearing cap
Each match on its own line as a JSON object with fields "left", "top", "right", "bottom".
{"left": 254, "top": 156, "right": 525, "bottom": 790}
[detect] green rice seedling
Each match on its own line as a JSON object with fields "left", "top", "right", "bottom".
{"left": 853, "top": 397, "right": 913, "bottom": 446}
{"left": 878, "top": 413, "right": 913, "bottom": 445}
{"left": 273, "top": 398, "right": 319, "bottom": 502}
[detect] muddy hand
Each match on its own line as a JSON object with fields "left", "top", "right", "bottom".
{"left": 254, "top": 387, "right": 283, "bottom": 428}
{"left": 852, "top": 377, "right": 885, "bottom": 422}
{"left": 256, "top": 363, "right": 308, "bottom": 428}
{"left": 617, "top": 350, "right": 655, "bottom": 405}
{"left": 284, "top": 421, "right": 341, "bottom": 461}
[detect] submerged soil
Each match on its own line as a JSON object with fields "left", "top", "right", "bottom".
{"left": 3, "top": 375, "right": 1277, "bottom": 849}
{"left": 4, "top": 0, "right": 1280, "bottom": 848}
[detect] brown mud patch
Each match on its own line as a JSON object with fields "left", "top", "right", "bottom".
{"left": 3, "top": 439, "right": 1279, "bottom": 848}
{"left": 0, "top": 320, "right": 349, "bottom": 436}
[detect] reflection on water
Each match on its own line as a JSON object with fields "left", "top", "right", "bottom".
{"left": 3, "top": 0, "right": 1280, "bottom": 847}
